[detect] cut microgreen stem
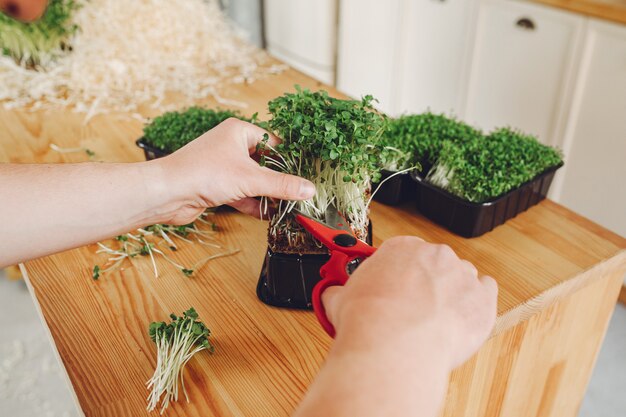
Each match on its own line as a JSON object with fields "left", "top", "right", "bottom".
{"left": 147, "top": 308, "right": 214, "bottom": 414}
{"left": 93, "top": 212, "right": 237, "bottom": 279}
{"left": 50, "top": 143, "right": 96, "bottom": 157}
{"left": 366, "top": 166, "right": 419, "bottom": 207}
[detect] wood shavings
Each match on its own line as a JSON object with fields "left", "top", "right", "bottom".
{"left": 0, "top": 0, "right": 286, "bottom": 121}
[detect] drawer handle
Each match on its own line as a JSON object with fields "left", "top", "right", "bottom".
{"left": 516, "top": 17, "right": 536, "bottom": 31}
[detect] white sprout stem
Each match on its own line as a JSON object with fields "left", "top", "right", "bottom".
{"left": 49, "top": 143, "right": 86, "bottom": 153}
{"left": 146, "top": 320, "right": 208, "bottom": 414}
{"left": 366, "top": 166, "right": 417, "bottom": 208}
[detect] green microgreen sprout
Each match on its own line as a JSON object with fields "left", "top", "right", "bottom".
{"left": 382, "top": 112, "right": 483, "bottom": 172}
{"left": 0, "top": 0, "right": 79, "bottom": 67}
{"left": 257, "top": 87, "right": 386, "bottom": 252}
{"left": 92, "top": 265, "right": 100, "bottom": 280}
{"left": 143, "top": 107, "right": 254, "bottom": 153}
{"left": 146, "top": 307, "right": 214, "bottom": 414}
{"left": 94, "top": 210, "right": 239, "bottom": 279}
{"left": 427, "top": 127, "right": 563, "bottom": 203}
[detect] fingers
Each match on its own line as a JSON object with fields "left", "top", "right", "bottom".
{"left": 223, "top": 118, "right": 281, "bottom": 153}
{"left": 479, "top": 275, "right": 498, "bottom": 296}
{"left": 228, "top": 198, "right": 263, "bottom": 219}
{"left": 247, "top": 166, "right": 316, "bottom": 201}
{"left": 320, "top": 286, "right": 342, "bottom": 327}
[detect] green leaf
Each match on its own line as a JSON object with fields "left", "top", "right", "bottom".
{"left": 92, "top": 265, "right": 100, "bottom": 280}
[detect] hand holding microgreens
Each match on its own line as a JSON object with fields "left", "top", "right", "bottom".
{"left": 257, "top": 87, "right": 386, "bottom": 252}
{"left": 147, "top": 307, "right": 214, "bottom": 414}
{"left": 93, "top": 210, "right": 239, "bottom": 279}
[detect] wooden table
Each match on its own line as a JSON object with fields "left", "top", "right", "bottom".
{"left": 1, "top": 67, "right": 625, "bottom": 417}
{"left": 530, "top": 0, "right": 626, "bottom": 25}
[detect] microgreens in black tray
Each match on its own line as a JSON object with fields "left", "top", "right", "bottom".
{"left": 146, "top": 307, "right": 214, "bottom": 413}
{"left": 383, "top": 112, "right": 483, "bottom": 171}
{"left": 142, "top": 107, "right": 254, "bottom": 153}
{"left": 427, "top": 127, "right": 563, "bottom": 203}
{"left": 0, "top": 0, "right": 79, "bottom": 67}
{"left": 257, "top": 87, "right": 386, "bottom": 252}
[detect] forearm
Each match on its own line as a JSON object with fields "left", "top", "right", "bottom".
{"left": 0, "top": 161, "right": 183, "bottom": 267}
{"left": 294, "top": 324, "right": 452, "bottom": 417}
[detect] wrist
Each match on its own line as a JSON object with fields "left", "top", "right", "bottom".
{"left": 137, "top": 158, "right": 195, "bottom": 225}
{"left": 332, "top": 312, "right": 457, "bottom": 372}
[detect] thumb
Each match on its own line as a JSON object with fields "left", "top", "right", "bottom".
{"left": 249, "top": 166, "right": 316, "bottom": 200}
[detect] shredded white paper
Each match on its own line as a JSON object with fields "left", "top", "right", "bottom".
{"left": 0, "top": 0, "right": 286, "bottom": 121}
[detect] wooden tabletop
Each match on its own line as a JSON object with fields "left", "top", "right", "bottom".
{"left": 2, "top": 67, "right": 625, "bottom": 417}
{"left": 529, "top": 0, "right": 626, "bottom": 25}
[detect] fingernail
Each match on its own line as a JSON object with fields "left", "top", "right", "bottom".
{"left": 299, "top": 180, "right": 316, "bottom": 199}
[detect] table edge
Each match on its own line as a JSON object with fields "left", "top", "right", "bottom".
{"left": 493, "top": 248, "right": 626, "bottom": 336}
{"left": 20, "top": 263, "right": 86, "bottom": 417}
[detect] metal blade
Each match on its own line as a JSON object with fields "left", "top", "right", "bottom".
{"left": 324, "top": 205, "right": 352, "bottom": 234}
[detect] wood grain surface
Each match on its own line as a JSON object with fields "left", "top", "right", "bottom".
{"left": 530, "top": 0, "right": 626, "bottom": 25}
{"left": 2, "top": 66, "right": 625, "bottom": 417}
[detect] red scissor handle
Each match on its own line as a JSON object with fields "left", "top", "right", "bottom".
{"left": 295, "top": 214, "right": 376, "bottom": 337}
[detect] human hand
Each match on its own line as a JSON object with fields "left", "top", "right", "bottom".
{"left": 321, "top": 236, "right": 498, "bottom": 369}
{"left": 155, "top": 118, "right": 315, "bottom": 225}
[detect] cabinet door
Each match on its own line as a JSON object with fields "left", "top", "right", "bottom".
{"left": 555, "top": 20, "right": 626, "bottom": 237}
{"left": 336, "top": 0, "right": 403, "bottom": 113}
{"left": 397, "top": 0, "right": 479, "bottom": 116}
{"left": 465, "top": 0, "right": 584, "bottom": 144}
{"left": 264, "top": 0, "right": 337, "bottom": 84}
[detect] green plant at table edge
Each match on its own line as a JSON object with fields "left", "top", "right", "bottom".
{"left": 0, "top": 0, "right": 79, "bottom": 67}
{"left": 427, "top": 127, "right": 563, "bottom": 203}
{"left": 146, "top": 307, "right": 214, "bottom": 414}
{"left": 142, "top": 107, "right": 254, "bottom": 154}
{"left": 257, "top": 87, "right": 386, "bottom": 253}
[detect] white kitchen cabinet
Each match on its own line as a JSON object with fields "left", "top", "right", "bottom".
{"left": 264, "top": 0, "right": 337, "bottom": 84}
{"left": 336, "top": 0, "right": 403, "bottom": 113}
{"left": 465, "top": 0, "right": 585, "bottom": 145}
{"left": 554, "top": 19, "right": 626, "bottom": 237}
{"left": 397, "top": 0, "right": 479, "bottom": 116}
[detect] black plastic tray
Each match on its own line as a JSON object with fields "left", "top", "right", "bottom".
{"left": 372, "top": 169, "right": 416, "bottom": 206}
{"left": 410, "top": 163, "right": 563, "bottom": 238}
{"left": 136, "top": 137, "right": 170, "bottom": 160}
{"left": 257, "top": 222, "right": 373, "bottom": 309}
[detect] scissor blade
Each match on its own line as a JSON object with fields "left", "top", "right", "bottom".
{"left": 324, "top": 206, "right": 353, "bottom": 234}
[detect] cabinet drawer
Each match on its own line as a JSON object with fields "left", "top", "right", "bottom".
{"left": 465, "top": 0, "right": 584, "bottom": 143}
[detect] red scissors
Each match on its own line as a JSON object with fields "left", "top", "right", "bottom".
{"left": 294, "top": 207, "right": 377, "bottom": 337}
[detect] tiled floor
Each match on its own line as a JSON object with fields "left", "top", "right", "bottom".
{"left": 0, "top": 270, "right": 624, "bottom": 417}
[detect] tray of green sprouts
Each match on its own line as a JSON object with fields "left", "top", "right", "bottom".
{"left": 137, "top": 107, "right": 253, "bottom": 160}
{"left": 255, "top": 87, "right": 385, "bottom": 309}
{"left": 373, "top": 113, "right": 480, "bottom": 206}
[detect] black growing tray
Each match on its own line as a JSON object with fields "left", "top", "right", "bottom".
{"left": 372, "top": 169, "right": 416, "bottom": 206}
{"left": 136, "top": 137, "right": 170, "bottom": 160}
{"left": 257, "top": 222, "right": 373, "bottom": 309}
{"left": 410, "top": 163, "right": 563, "bottom": 238}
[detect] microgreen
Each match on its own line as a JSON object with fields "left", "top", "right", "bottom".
{"left": 383, "top": 113, "right": 482, "bottom": 171}
{"left": 146, "top": 307, "right": 214, "bottom": 413}
{"left": 0, "top": 0, "right": 79, "bottom": 67}
{"left": 143, "top": 107, "right": 253, "bottom": 153}
{"left": 427, "top": 127, "right": 563, "bottom": 202}
{"left": 258, "top": 87, "right": 386, "bottom": 250}
{"left": 49, "top": 143, "right": 96, "bottom": 159}
{"left": 93, "top": 210, "right": 238, "bottom": 279}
